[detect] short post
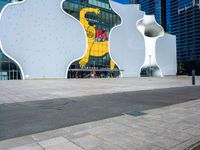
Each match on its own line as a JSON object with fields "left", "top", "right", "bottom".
{"left": 192, "top": 70, "right": 195, "bottom": 85}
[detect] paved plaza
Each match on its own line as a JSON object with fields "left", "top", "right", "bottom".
{"left": 0, "top": 99, "right": 200, "bottom": 150}
{"left": 0, "top": 76, "right": 200, "bottom": 150}
{"left": 0, "top": 76, "right": 199, "bottom": 104}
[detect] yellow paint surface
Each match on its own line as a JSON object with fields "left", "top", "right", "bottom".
{"left": 79, "top": 8, "right": 115, "bottom": 70}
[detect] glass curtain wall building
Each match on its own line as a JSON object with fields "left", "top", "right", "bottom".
{"left": 0, "top": 0, "right": 21, "bottom": 80}
{"left": 63, "top": 0, "right": 121, "bottom": 78}
{"left": 137, "top": 0, "right": 200, "bottom": 75}
{"left": 166, "top": 0, "right": 200, "bottom": 75}
{"left": 136, "top": 0, "right": 166, "bottom": 30}
{"left": 113, "top": 0, "right": 137, "bottom": 4}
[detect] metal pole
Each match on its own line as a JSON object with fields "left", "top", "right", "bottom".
{"left": 192, "top": 70, "right": 195, "bottom": 85}
{"left": 149, "top": 55, "right": 151, "bottom": 77}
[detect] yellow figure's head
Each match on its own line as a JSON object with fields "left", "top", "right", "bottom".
{"left": 86, "top": 26, "right": 96, "bottom": 39}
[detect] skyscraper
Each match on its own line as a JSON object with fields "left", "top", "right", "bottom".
{"left": 136, "top": 0, "right": 166, "bottom": 30}
{"left": 112, "top": 0, "right": 136, "bottom": 4}
{"left": 166, "top": 0, "right": 200, "bottom": 74}
{"left": 137, "top": 0, "right": 200, "bottom": 75}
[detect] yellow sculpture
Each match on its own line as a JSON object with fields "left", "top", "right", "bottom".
{"left": 79, "top": 7, "right": 115, "bottom": 70}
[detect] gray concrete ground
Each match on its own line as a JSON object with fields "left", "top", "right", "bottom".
{"left": 0, "top": 99, "right": 200, "bottom": 150}
{"left": 1, "top": 86, "right": 200, "bottom": 140}
{"left": 0, "top": 76, "right": 199, "bottom": 104}
{"left": 0, "top": 76, "right": 200, "bottom": 150}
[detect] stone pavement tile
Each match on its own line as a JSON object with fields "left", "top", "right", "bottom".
{"left": 38, "top": 136, "right": 83, "bottom": 150}
{"left": 9, "top": 143, "right": 42, "bottom": 150}
{"left": 159, "top": 130, "right": 193, "bottom": 142}
{"left": 0, "top": 136, "right": 35, "bottom": 150}
{"left": 38, "top": 136, "right": 67, "bottom": 147}
{"left": 71, "top": 134, "right": 111, "bottom": 150}
{"left": 136, "top": 143, "right": 165, "bottom": 150}
{"left": 88, "top": 142, "right": 126, "bottom": 150}
{"left": 128, "top": 119, "right": 193, "bottom": 143}
{"left": 43, "top": 142, "right": 83, "bottom": 150}
{"left": 115, "top": 118, "right": 179, "bottom": 142}
{"left": 169, "top": 135, "right": 200, "bottom": 150}
{"left": 76, "top": 121, "right": 134, "bottom": 138}
{"left": 95, "top": 130, "right": 155, "bottom": 150}
{"left": 103, "top": 122, "right": 135, "bottom": 133}
{"left": 121, "top": 127, "right": 159, "bottom": 140}
{"left": 183, "top": 116, "right": 200, "bottom": 126}
{"left": 94, "top": 131, "right": 126, "bottom": 144}
{"left": 145, "top": 136, "right": 180, "bottom": 150}
{"left": 32, "top": 128, "right": 68, "bottom": 141}
{"left": 79, "top": 126, "right": 109, "bottom": 136}
{"left": 121, "top": 126, "right": 180, "bottom": 150}
{"left": 122, "top": 121, "right": 168, "bottom": 137}
{"left": 161, "top": 121, "right": 195, "bottom": 132}
{"left": 115, "top": 125, "right": 180, "bottom": 149}
{"left": 62, "top": 123, "right": 100, "bottom": 134}
{"left": 183, "top": 127, "right": 200, "bottom": 136}
{"left": 150, "top": 114, "right": 186, "bottom": 124}
{"left": 64, "top": 131, "right": 91, "bottom": 140}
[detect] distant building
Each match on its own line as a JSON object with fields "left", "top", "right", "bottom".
{"left": 112, "top": 0, "right": 137, "bottom": 4}
{"left": 0, "top": 0, "right": 177, "bottom": 79}
{"left": 137, "top": 0, "right": 200, "bottom": 75}
{"left": 166, "top": 0, "right": 200, "bottom": 74}
{"left": 136, "top": 0, "right": 166, "bottom": 30}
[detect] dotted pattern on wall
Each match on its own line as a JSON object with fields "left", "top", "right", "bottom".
{"left": 0, "top": 0, "right": 86, "bottom": 79}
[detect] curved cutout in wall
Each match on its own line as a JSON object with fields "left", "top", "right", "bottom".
{"left": 109, "top": 1, "right": 145, "bottom": 77}
{"left": 137, "top": 15, "right": 164, "bottom": 77}
{"left": 64, "top": 0, "right": 121, "bottom": 78}
{"left": 0, "top": 0, "right": 86, "bottom": 79}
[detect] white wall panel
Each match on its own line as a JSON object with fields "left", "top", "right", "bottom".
{"left": 110, "top": 1, "right": 177, "bottom": 77}
{"left": 0, "top": 0, "right": 86, "bottom": 79}
{"left": 156, "top": 34, "right": 177, "bottom": 75}
{"left": 109, "top": 1, "right": 145, "bottom": 77}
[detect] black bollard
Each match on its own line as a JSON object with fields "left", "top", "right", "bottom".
{"left": 192, "top": 70, "right": 195, "bottom": 85}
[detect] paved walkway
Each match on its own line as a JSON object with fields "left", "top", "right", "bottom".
{"left": 0, "top": 99, "right": 200, "bottom": 150}
{"left": 1, "top": 86, "right": 200, "bottom": 140}
{"left": 0, "top": 76, "right": 200, "bottom": 104}
{"left": 0, "top": 76, "right": 200, "bottom": 150}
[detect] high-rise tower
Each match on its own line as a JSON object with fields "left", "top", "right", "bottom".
{"left": 137, "top": 0, "right": 200, "bottom": 74}
{"left": 136, "top": 0, "right": 166, "bottom": 30}
{"left": 166, "top": 0, "right": 200, "bottom": 74}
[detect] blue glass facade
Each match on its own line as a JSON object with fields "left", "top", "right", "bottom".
{"left": 166, "top": 0, "right": 193, "bottom": 34}
{"left": 136, "top": 0, "right": 166, "bottom": 30}
{"left": 137, "top": 0, "right": 200, "bottom": 74}
{"left": 0, "top": 0, "right": 11, "bottom": 9}
{"left": 112, "top": 0, "right": 136, "bottom": 4}
{"left": 166, "top": 0, "right": 200, "bottom": 74}
{"left": 112, "top": 0, "right": 130, "bottom": 4}
{"left": 63, "top": 0, "right": 122, "bottom": 78}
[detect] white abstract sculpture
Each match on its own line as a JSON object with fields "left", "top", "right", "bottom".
{"left": 156, "top": 34, "right": 177, "bottom": 76}
{"left": 137, "top": 15, "right": 164, "bottom": 77}
{"left": 109, "top": 1, "right": 176, "bottom": 77}
{"left": 0, "top": 0, "right": 86, "bottom": 79}
{"left": 109, "top": 1, "right": 145, "bottom": 77}
{"left": 0, "top": 0, "right": 176, "bottom": 79}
